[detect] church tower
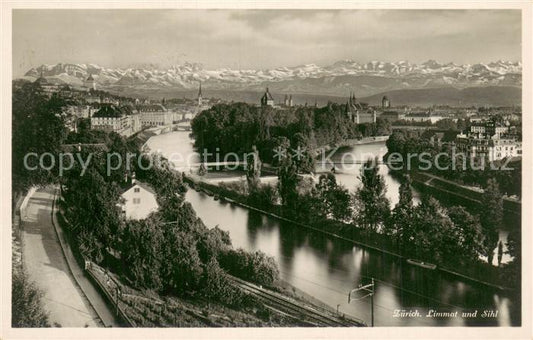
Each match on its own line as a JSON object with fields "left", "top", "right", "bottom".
{"left": 84, "top": 74, "right": 96, "bottom": 91}
{"left": 261, "top": 87, "right": 275, "bottom": 107}
{"left": 382, "top": 95, "right": 390, "bottom": 109}
{"left": 197, "top": 82, "right": 203, "bottom": 106}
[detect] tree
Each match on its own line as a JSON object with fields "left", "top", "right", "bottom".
{"left": 160, "top": 228, "right": 204, "bottom": 294}
{"left": 291, "top": 132, "right": 315, "bottom": 173}
{"left": 409, "top": 197, "right": 454, "bottom": 263}
{"left": 480, "top": 178, "right": 503, "bottom": 265}
{"left": 446, "top": 206, "right": 484, "bottom": 262}
{"left": 278, "top": 159, "right": 298, "bottom": 208}
{"left": 277, "top": 138, "right": 299, "bottom": 208}
{"left": 219, "top": 249, "right": 279, "bottom": 287}
{"left": 246, "top": 146, "right": 262, "bottom": 192}
{"left": 506, "top": 228, "right": 520, "bottom": 261}
{"left": 120, "top": 218, "right": 164, "bottom": 290}
{"left": 12, "top": 83, "right": 68, "bottom": 193}
{"left": 375, "top": 117, "right": 392, "bottom": 136}
{"left": 386, "top": 174, "right": 414, "bottom": 251}
{"left": 314, "top": 173, "right": 351, "bottom": 221}
{"left": 61, "top": 165, "right": 122, "bottom": 261}
{"left": 354, "top": 158, "right": 390, "bottom": 233}
{"left": 12, "top": 269, "right": 50, "bottom": 327}
{"left": 248, "top": 184, "right": 279, "bottom": 207}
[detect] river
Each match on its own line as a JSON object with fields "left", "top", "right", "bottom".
{"left": 146, "top": 131, "right": 520, "bottom": 326}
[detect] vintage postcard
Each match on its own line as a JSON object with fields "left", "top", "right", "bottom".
{"left": 1, "top": 1, "right": 531, "bottom": 339}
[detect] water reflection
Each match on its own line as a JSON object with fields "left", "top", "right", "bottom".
{"left": 185, "top": 189, "right": 518, "bottom": 326}
{"left": 150, "top": 132, "right": 518, "bottom": 326}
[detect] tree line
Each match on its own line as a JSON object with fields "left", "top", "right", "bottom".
{"left": 241, "top": 148, "right": 516, "bottom": 285}
{"left": 386, "top": 129, "right": 521, "bottom": 197}
{"left": 12, "top": 83, "right": 281, "bottom": 318}
{"left": 58, "top": 128, "right": 280, "bottom": 305}
{"left": 191, "top": 102, "right": 391, "bottom": 166}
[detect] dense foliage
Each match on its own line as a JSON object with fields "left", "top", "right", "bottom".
{"left": 12, "top": 83, "right": 68, "bottom": 193}
{"left": 385, "top": 130, "right": 521, "bottom": 196}
{"left": 191, "top": 102, "right": 391, "bottom": 167}
{"left": 354, "top": 159, "right": 391, "bottom": 232}
{"left": 12, "top": 270, "right": 50, "bottom": 327}
{"left": 59, "top": 130, "right": 280, "bottom": 302}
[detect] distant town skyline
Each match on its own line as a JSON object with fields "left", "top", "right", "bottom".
{"left": 13, "top": 9, "right": 521, "bottom": 77}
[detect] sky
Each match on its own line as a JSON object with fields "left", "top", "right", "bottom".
{"left": 12, "top": 9, "right": 521, "bottom": 77}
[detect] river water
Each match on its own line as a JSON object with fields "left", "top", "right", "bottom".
{"left": 146, "top": 131, "right": 520, "bottom": 327}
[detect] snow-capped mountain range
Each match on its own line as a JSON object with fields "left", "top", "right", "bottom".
{"left": 22, "top": 60, "right": 521, "bottom": 97}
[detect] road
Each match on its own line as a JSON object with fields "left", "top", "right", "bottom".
{"left": 20, "top": 187, "right": 118, "bottom": 327}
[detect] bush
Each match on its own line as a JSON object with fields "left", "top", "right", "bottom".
{"left": 248, "top": 184, "right": 279, "bottom": 207}
{"left": 12, "top": 270, "right": 50, "bottom": 327}
{"left": 219, "top": 249, "right": 279, "bottom": 287}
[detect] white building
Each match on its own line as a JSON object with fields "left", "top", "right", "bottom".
{"left": 137, "top": 104, "right": 174, "bottom": 127}
{"left": 403, "top": 112, "right": 445, "bottom": 124}
{"left": 455, "top": 119, "right": 521, "bottom": 162}
{"left": 118, "top": 178, "right": 159, "bottom": 220}
{"left": 90, "top": 105, "right": 130, "bottom": 133}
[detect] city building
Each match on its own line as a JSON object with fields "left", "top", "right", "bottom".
{"left": 137, "top": 104, "right": 173, "bottom": 127}
{"left": 380, "top": 110, "right": 405, "bottom": 122}
{"left": 66, "top": 105, "right": 95, "bottom": 119}
{"left": 346, "top": 92, "right": 376, "bottom": 124}
{"left": 403, "top": 111, "right": 445, "bottom": 124}
{"left": 90, "top": 105, "right": 130, "bottom": 133}
{"left": 34, "top": 72, "right": 60, "bottom": 97}
{"left": 455, "top": 118, "right": 521, "bottom": 161}
{"left": 130, "top": 113, "right": 142, "bottom": 133}
{"left": 283, "top": 94, "right": 294, "bottom": 107}
{"left": 118, "top": 174, "right": 159, "bottom": 220}
{"left": 84, "top": 74, "right": 96, "bottom": 91}
{"left": 382, "top": 96, "right": 391, "bottom": 109}
{"left": 261, "top": 87, "right": 275, "bottom": 107}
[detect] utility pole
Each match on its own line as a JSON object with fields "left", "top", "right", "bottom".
{"left": 348, "top": 278, "right": 375, "bottom": 327}
{"left": 370, "top": 278, "right": 374, "bottom": 327}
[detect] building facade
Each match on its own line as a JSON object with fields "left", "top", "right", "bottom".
{"left": 455, "top": 118, "right": 521, "bottom": 162}
{"left": 84, "top": 74, "right": 96, "bottom": 91}
{"left": 90, "top": 105, "right": 130, "bottom": 133}
{"left": 261, "top": 88, "right": 275, "bottom": 107}
{"left": 119, "top": 178, "right": 159, "bottom": 220}
{"left": 346, "top": 92, "right": 376, "bottom": 124}
{"left": 382, "top": 96, "right": 391, "bottom": 109}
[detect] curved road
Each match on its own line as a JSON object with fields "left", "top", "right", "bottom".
{"left": 20, "top": 187, "right": 118, "bottom": 327}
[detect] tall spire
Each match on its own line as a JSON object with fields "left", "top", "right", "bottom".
{"left": 197, "top": 81, "right": 203, "bottom": 106}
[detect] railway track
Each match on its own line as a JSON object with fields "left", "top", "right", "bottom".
{"left": 229, "top": 276, "right": 364, "bottom": 327}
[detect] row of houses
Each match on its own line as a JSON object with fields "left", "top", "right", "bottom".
{"left": 89, "top": 104, "right": 192, "bottom": 135}
{"left": 455, "top": 118, "right": 522, "bottom": 162}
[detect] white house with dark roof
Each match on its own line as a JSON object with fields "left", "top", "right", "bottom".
{"left": 118, "top": 176, "right": 159, "bottom": 220}
{"left": 91, "top": 105, "right": 130, "bottom": 133}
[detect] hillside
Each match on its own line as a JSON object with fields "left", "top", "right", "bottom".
{"left": 359, "top": 86, "right": 521, "bottom": 107}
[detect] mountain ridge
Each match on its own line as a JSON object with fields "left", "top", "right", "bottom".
{"left": 22, "top": 60, "right": 522, "bottom": 98}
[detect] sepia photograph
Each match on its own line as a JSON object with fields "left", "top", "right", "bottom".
{"left": 2, "top": 2, "right": 532, "bottom": 339}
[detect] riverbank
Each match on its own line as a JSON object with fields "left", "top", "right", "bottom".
{"left": 403, "top": 170, "right": 521, "bottom": 218}
{"left": 315, "top": 136, "right": 390, "bottom": 156}
{"left": 183, "top": 174, "right": 514, "bottom": 293}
